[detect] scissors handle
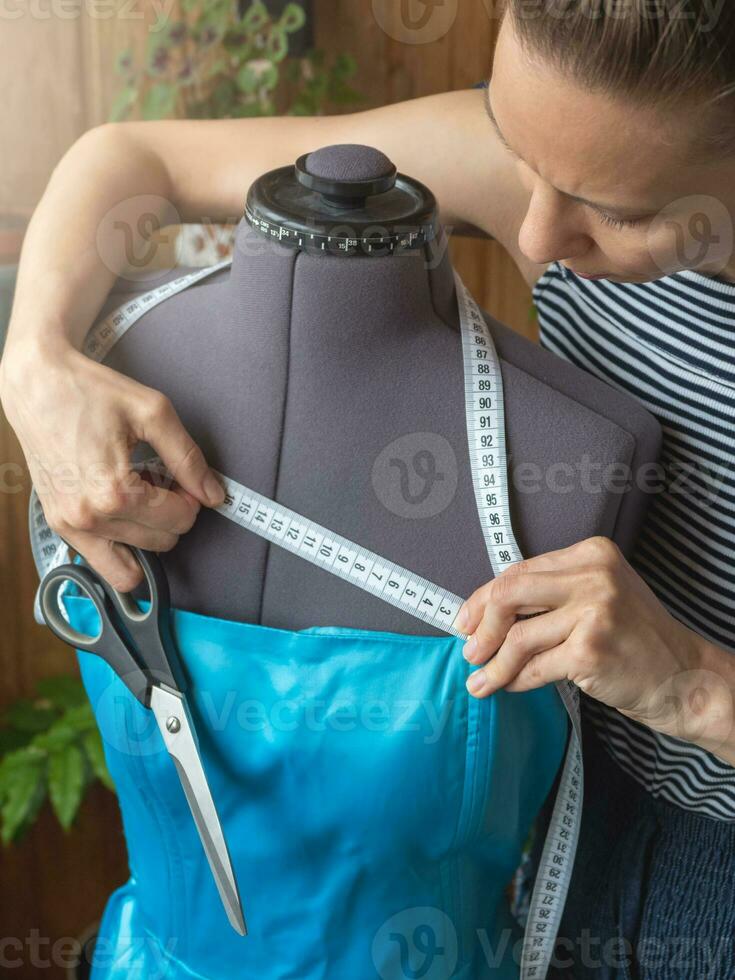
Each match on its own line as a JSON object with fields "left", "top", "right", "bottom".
{"left": 102, "top": 547, "right": 187, "bottom": 696}
{"left": 39, "top": 561, "right": 151, "bottom": 704}
{"left": 38, "top": 548, "right": 186, "bottom": 706}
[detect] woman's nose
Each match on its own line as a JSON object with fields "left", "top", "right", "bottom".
{"left": 518, "top": 186, "right": 591, "bottom": 266}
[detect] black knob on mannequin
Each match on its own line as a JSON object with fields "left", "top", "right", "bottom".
{"left": 244, "top": 142, "right": 436, "bottom": 256}
{"left": 295, "top": 144, "right": 398, "bottom": 208}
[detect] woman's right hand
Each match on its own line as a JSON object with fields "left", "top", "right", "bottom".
{"left": 0, "top": 339, "right": 225, "bottom": 592}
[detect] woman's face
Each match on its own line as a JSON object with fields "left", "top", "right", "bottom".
{"left": 490, "top": 15, "right": 735, "bottom": 283}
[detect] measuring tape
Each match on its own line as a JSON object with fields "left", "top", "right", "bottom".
{"left": 28, "top": 257, "right": 582, "bottom": 979}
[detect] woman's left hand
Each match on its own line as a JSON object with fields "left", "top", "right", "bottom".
{"left": 455, "top": 536, "right": 735, "bottom": 756}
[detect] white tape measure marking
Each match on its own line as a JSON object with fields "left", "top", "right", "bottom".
{"left": 28, "top": 256, "right": 582, "bottom": 979}
{"left": 456, "top": 272, "right": 582, "bottom": 979}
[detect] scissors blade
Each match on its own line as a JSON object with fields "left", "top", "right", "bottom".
{"left": 149, "top": 685, "right": 247, "bottom": 936}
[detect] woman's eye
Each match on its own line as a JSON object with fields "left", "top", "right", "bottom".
{"left": 596, "top": 210, "right": 642, "bottom": 231}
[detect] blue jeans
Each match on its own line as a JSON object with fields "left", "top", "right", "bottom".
{"left": 539, "top": 701, "right": 735, "bottom": 979}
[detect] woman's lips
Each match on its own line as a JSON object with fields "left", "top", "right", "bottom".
{"left": 561, "top": 263, "right": 610, "bottom": 280}
{"left": 565, "top": 264, "right": 653, "bottom": 284}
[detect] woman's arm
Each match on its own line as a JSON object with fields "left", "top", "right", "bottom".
{"left": 6, "top": 87, "right": 526, "bottom": 354}
{"left": 1, "top": 88, "right": 525, "bottom": 589}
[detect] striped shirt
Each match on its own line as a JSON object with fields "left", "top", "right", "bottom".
{"left": 534, "top": 261, "right": 735, "bottom": 821}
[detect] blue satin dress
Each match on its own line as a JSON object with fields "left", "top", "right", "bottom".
{"left": 65, "top": 592, "right": 567, "bottom": 980}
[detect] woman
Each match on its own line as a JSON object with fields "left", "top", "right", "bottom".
{"left": 2, "top": 2, "right": 734, "bottom": 977}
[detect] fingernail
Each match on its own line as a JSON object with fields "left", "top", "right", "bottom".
{"left": 203, "top": 471, "right": 224, "bottom": 505}
{"left": 466, "top": 669, "right": 485, "bottom": 694}
{"left": 462, "top": 636, "right": 477, "bottom": 661}
{"left": 456, "top": 605, "right": 468, "bottom": 630}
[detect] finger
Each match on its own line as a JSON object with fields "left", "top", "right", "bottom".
{"left": 45, "top": 459, "right": 198, "bottom": 543}
{"left": 505, "top": 644, "right": 570, "bottom": 693}
{"left": 459, "top": 571, "right": 576, "bottom": 659}
{"left": 465, "top": 608, "right": 573, "bottom": 699}
{"left": 98, "top": 517, "right": 180, "bottom": 553}
{"left": 497, "top": 536, "right": 622, "bottom": 576}
{"left": 133, "top": 390, "right": 225, "bottom": 507}
{"left": 138, "top": 464, "right": 201, "bottom": 509}
{"left": 461, "top": 598, "right": 515, "bottom": 665}
{"left": 94, "top": 469, "right": 200, "bottom": 535}
{"left": 60, "top": 530, "right": 145, "bottom": 593}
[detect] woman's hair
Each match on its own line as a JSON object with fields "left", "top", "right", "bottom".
{"left": 504, "top": 0, "right": 735, "bottom": 156}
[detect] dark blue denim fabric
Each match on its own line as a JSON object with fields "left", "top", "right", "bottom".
{"left": 534, "top": 700, "right": 735, "bottom": 979}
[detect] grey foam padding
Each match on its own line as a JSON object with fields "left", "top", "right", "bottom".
{"left": 99, "top": 216, "right": 661, "bottom": 636}
{"left": 305, "top": 144, "right": 394, "bottom": 182}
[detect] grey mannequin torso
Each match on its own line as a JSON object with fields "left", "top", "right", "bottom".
{"left": 103, "top": 219, "right": 661, "bottom": 635}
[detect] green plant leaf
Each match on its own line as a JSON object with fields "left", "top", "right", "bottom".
{"left": 308, "top": 73, "right": 329, "bottom": 104}
{"left": 333, "top": 52, "right": 357, "bottom": 78}
{"left": 0, "top": 747, "right": 46, "bottom": 844}
{"left": 242, "top": 0, "right": 269, "bottom": 33}
{"left": 148, "top": 43, "right": 172, "bottom": 76}
{"left": 287, "top": 79, "right": 323, "bottom": 116}
{"left": 197, "top": 6, "right": 228, "bottom": 42}
{"left": 211, "top": 78, "right": 238, "bottom": 116}
{"left": 233, "top": 101, "right": 269, "bottom": 118}
{"left": 167, "top": 20, "right": 188, "bottom": 44}
{"left": 184, "top": 98, "right": 212, "bottom": 119}
{"left": 34, "top": 723, "right": 77, "bottom": 754}
{"left": 81, "top": 730, "right": 115, "bottom": 793}
{"left": 236, "top": 63, "right": 260, "bottom": 94}
{"left": 328, "top": 81, "right": 364, "bottom": 107}
{"left": 283, "top": 59, "right": 301, "bottom": 84}
{"left": 36, "top": 675, "right": 87, "bottom": 711}
{"left": 223, "top": 31, "right": 252, "bottom": 56}
{"left": 61, "top": 704, "right": 97, "bottom": 733}
{"left": 203, "top": 57, "right": 228, "bottom": 80}
{"left": 109, "top": 85, "right": 138, "bottom": 122}
{"left": 3, "top": 699, "right": 57, "bottom": 734}
{"left": 0, "top": 744, "right": 39, "bottom": 792}
{"left": 237, "top": 60, "right": 278, "bottom": 94}
{"left": 267, "top": 26, "right": 288, "bottom": 63}
{"left": 48, "top": 744, "right": 86, "bottom": 831}
{"left": 0, "top": 729, "right": 31, "bottom": 755}
{"left": 115, "top": 48, "right": 135, "bottom": 77}
{"left": 280, "top": 2, "right": 306, "bottom": 33}
{"left": 288, "top": 99, "right": 315, "bottom": 116}
{"left": 32, "top": 706, "right": 94, "bottom": 753}
{"left": 260, "top": 62, "right": 279, "bottom": 91}
{"left": 142, "top": 83, "right": 178, "bottom": 120}
{"left": 0, "top": 676, "right": 113, "bottom": 841}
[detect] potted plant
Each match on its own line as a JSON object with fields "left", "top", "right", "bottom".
{"left": 0, "top": 676, "right": 115, "bottom": 980}
{"left": 0, "top": 674, "right": 114, "bottom": 844}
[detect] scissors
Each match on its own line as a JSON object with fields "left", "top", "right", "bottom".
{"left": 38, "top": 546, "right": 247, "bottom": 936}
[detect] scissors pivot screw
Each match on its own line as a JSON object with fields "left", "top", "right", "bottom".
{"left": 166, "top": 715, "right": 181, "bottom": 734}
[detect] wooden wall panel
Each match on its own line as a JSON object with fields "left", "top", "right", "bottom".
{"left": 0, "top": 3, "right": 533, "bottom": 976}
{"left": 312, "top": 0, "right": 534, "bottom": 339}
{"left": 0, "top": 10, "right": 86, "bottom": 215}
